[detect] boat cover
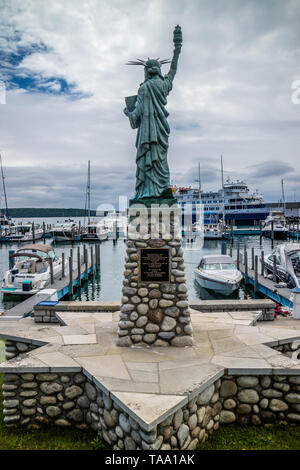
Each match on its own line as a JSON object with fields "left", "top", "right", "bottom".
{"left": 201, "top": 255, "right": 233, "bottom": 264}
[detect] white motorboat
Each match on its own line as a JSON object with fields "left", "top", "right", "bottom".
{"left": 264, "top": 243, "right": 300, "bottom": 289}
{"left": 98, "top": 213, "right": 127, "bottom": 238}
{"left": 262, "top": 210, "right": 288, "bottom": 239}
{"left": 194, "top": 255, "right": 242, "bottom": 295}
{"left": 81, "top": 222, "right": 109, "bottom": 242}
{"left": 2, "top": 224, "right": 44, "bottom": 242}
{"left": 52, "top": 219, "right": 79, "bottom": 242}
{"left": 2, "top": 244, "right": 68, "bottom": 296}
{"left": 203, "top": 223, "right": 224, "bottom": 239}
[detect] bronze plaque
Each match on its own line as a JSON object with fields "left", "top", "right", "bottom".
{"left": 140, "top": 248, "right": 170, "bottom": 283}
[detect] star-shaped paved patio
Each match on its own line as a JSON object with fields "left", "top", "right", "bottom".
{"left": 0, "top": 309, "right": 300, "bottom": 430}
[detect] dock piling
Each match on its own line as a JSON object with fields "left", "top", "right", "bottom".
{"left": 69, "top": 254, "right": 73, "bottom": 295}
{"left": 254, "top": 255, "right": 258, "bottom": 294}
{"left": 244, "top": 247, "right": 248, "bottom": 285}
{"left": 84, "top": 246, "right": 88, "bottom": 280}
{"left": 273, "top": 254, "right": 277, "bottom": 283}
{"left": 9, "top": 250, "right": 14, "bottom": 269}
{"left": 259, "top": 221, "right": 262, "bottom": 244}
{"left": 90, "top": 246, "right": 94, "bottom": 275}
{"left": 261, "top": 251, "right": 264, "bottom": 276}
{"left": 32, "top": 223, "right": 35, "bottom": 244}
{"left": 62, "top": 252, "right": 65, "bottom": 278}
{"left": 77, "top": 247, "right": 81, "bottom": 288}
{"left": 49, "top": 258, "right": 54, "bottom": 284}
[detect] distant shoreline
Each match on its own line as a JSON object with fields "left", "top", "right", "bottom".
{"left": 1, "top": 208, "right": 97, "bottom": 218}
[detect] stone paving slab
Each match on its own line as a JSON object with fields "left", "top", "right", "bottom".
{"left": 111, "top": 391, "right": 188, "bottom": 431}
{"left": 0, "top": 309, "right": 300, "bottom": 430}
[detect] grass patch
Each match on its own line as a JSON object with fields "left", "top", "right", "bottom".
{"left": 198, "top": 423, "right": 300, "bottom": 450}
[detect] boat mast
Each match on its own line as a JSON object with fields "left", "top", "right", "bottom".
{"left": 221, "top": 155, "right": 225, "bottom": 227}
{"left": 87, "top": 160, "right": 91, "bottom": 225}
{"left": 281, "top": 179, "right": 286, "bottom": 217}
{"left": 0, "top": 153, "right": 9, "bottom": 219}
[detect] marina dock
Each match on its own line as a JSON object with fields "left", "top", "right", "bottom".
{"left": 1, "top": 245, "right": 100, "bottom": 320}
{"left": 238, "top": 261, "right": 293, "bottom": 308}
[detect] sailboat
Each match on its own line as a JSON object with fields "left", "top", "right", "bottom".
{"left": 81, "top": 160, "right": 109, "bottom": 242}
{"left": 0, "top": 153, "right": 14, "bottom": 240}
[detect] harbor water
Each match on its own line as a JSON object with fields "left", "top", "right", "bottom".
{"left": 0, "top": 217, "right": 293, "bottom": 313}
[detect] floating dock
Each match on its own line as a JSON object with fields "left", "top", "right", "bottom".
{"left": 1, "top": 245, "right": 99, "bottom": 320}
{"left": 238, "top": 261, "right": 293, "bottom": 309}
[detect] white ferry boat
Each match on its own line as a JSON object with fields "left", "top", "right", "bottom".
{"left": 173, "top": 178, "right": 269, "bottom": 226}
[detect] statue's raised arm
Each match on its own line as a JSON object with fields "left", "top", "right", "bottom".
{"left": 166, "top": 25, "right": 183, "bottom": 83}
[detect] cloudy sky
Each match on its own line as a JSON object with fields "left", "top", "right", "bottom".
{"left": 0, "top": 0, "right": 300, "bottom": 210}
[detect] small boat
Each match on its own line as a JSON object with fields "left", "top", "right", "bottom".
{"left": 262, "top": 210, "right": 288, "bottom": 239}
{"left": 2, "top": 224, "right": 44, "bottom": 242}
{"left": 98, "top": 213, "right": 127, "bottom": 239}
{"left": 51, "top": 219, "right": 79, "bottom": 242}
{"left": 194, "top": 254, "right": 242, "bottom": 295}
{"left": 203, "top": 223, "right": 224, "bottom": 239}
{"left": 81, "top": 222, "right": 109, "bottom": 242}
{"left": 264, "top": 243, "right": 300, "bottom": 289}
{"left": 2, "top": 244, "right": 68, "bottom": 296}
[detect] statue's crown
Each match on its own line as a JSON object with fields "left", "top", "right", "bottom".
{"left": 126, "top": 58, "right": 171, "bottom": 67}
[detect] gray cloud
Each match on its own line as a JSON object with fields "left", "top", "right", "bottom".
{"left": 0, "top": 0, "right": 300, "bottom": 208}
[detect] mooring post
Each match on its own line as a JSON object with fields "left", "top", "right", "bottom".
{"left": 259, "top": 221, "right": 262, "bottom": 245}
{"left": 32, "top": 223, "right": 35, "bottom": 244}
{"left": 113, "top": 221, "right": 117, "bottom": 244}
{"left": 77, "top": 246, "right": 81, "bottom": 288}
{"left": 62, "top": 252, "right": 65, "bottom": 278}
{"left": 254, "top": 255, "right": 258, "bottom": 294}
{"left": 9, "top": 250, "right": 14, "bottom": 269}
{"left": 244, "top": 247, "right": 248, "bottom": 285}
{"left": 273, "top": 254, "right": 277, "bottom": 283}
{"left": 237, "top": 242, "right": 240, "bottom": 269}
{"left": 49, "top": 258, "right": 54, "bottom": 284}
{"left": 230, "top": 243, "right": 232, "bottom": 257}
{"left": 85, "top": 247, "right": 88, "bottom": 280}
{"left": 69, "top": 255, "right": 73, "bottom": 295}
{"left": 94, "top": 245, "right": 99, "bottom": 271}
{"left": 271, "top": 220, "right": 274, "bottom": 247}
{"left": 90, "top": 246, "right": 94, "bottom": 275}
{"left": 261, "top": 250, "right": 264, "bottom": 276}
{"left": 43, "top": 222, "right": 46, "bottom": 241}
{"left": 251, "top": 247, "right": 254, "bottom": 270}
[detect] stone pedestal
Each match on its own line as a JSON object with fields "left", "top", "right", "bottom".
{"left": 117, "top": 203, "right": 193, "bottom": 347}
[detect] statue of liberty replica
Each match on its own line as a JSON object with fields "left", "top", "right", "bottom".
{"left": 124, "top": 25, "right": 182, "bottom": 202}
{"left": 118, "top": 26, "right": 193, "bottom": 348}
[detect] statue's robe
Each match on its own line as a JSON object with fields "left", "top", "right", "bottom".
{"left": 128, "top": 75, "right": 172, "bottom": 199}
